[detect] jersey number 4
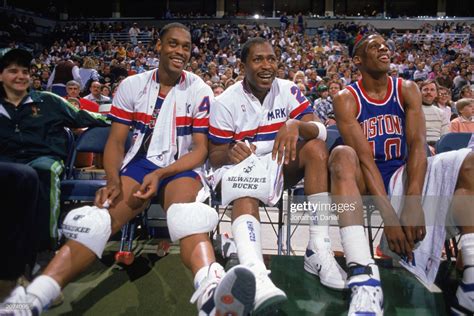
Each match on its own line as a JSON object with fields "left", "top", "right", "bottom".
{"left": 198, "top": 96, "right": 210, "bottom": 113}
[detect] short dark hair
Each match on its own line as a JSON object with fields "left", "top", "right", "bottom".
{"left": 159, "top": 23, "right": 190, "bottom": 40}
{"left": 241, "top": 37, "right": 268, "bottom": 63}
{"left": 0, "top": 49, "right": 32, "bottom": 72}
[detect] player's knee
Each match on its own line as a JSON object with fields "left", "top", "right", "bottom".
{"left": 167, "top": 202, "right": 218, "bottom": 242}
{"left": 328, "top": 145, "right": 358, "bottom": 180}
{"left": 62, "top": 205, "right": 112, "bottom": 258}
{"left": 301, "top": 139, "right": 329, "bottom": 163}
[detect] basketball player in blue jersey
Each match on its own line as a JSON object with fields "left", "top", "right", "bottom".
{"left": 329, "top": 33, "right": 474, "bottom": 315}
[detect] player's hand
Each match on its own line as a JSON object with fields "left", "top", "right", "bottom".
{"left": 95, "top": 179, "right": 121, "bottom": 208}
{"left": 400, "top": 197, "right": 426, "bottom": 250}
{"left": 228, "top": 141, "right": 256, "bottom": 164}
{"left": 133, "top": 169, "right": 164, "bottom": 200}
{"left": 272, "top": 119, "right": 299, "bottom": 165}
{"left": 383, "top": 213, "right": 414, "bottom": 261}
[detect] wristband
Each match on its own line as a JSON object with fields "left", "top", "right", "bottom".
{"left": 308, "top": 121, "right": 327, "bottom": 141}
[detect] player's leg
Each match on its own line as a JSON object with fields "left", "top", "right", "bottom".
{"left": 162, "top": 176, "right": 255, "bottom": 316}
{"left": 449, "top": 153, "right": 474, "bottom": 314}
{"left": 285, "top": 139, "right": 347, "bottom": 290}
{"left": 329, "top": 145, "right": 383, "bottom": 315}
{"left": 2, "top": 175, "right": 149, "bottom": 314}
{"left": 231, "top": 196, "right": 286, "bottom": 313}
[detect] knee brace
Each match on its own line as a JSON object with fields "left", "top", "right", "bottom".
{"left": 62, "top": 205, "right": 111, "bottom": 258}
{"left": 167, "top": 202, "right": 218, "bottom": 242}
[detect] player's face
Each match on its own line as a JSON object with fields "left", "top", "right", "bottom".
{"left": 0, "top": 64, "right": 30, "bottom": 95}
{"left": 244, "top": 42, "right": 277, "bottom": 94}
{"left": 359, "top": 35, "right": 391, "bottom": 73}
{"left": 421, "top": 83, "right": 437, "bottom": 105}
{"left": 157, "top": 27, "right": 191, "bottom": 75}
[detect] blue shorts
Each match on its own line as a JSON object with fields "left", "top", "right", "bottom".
{"left": 120, "top": 155, "right": 200, "bottom": 193}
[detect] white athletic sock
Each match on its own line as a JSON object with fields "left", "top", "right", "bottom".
{"left": 340, "top": 226, "right": 377, "bottom": 284}
{"left": 307, "top": 192, "right": 331, "bottom": 251}
{"left": 232, "top": 214, "right": 266, "bottom": 271}
{"left": 26, "top": 275, "right": 61, "bottom": 310}
{"left": 461, "top": 233, "right": 474, "bottom": 284}
{"left": 193, "top": 262, "right": 224, "bottom": 290}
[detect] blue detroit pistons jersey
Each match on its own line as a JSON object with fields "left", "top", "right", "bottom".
{"left": 346, "top": 77, "right": 407, "bottom": 191}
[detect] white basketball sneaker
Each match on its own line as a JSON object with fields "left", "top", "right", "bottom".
{"left": 304, "top": 248, "right": 348, "bottom": 290}
{"left": 347, "top": 264, "right": 384, "bottom": 316}
{"left": 191, "top": 264, "right": 256, "bottom": 316}
{"left": 451, "top": 281, "right": 474, "bottom": 315}
{"left": 0, "top": 285, "right": 42, "bottom": 315}
{"left": 252, "top": 265, "right": 287, "bottom": 314}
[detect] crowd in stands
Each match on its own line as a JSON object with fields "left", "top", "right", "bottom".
{"left": 6, "top": 18, "right": 474, "bottom": 141}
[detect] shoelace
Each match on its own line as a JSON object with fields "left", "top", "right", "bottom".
{"left": 190, "top": 276, "right": 219, "bottom": 304}
{"left": 351, "top": 285, "right": 381, "bottom": 313}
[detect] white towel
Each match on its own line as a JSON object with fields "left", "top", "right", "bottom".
{"left": 381, "top": 148, "right": 471, "bottom": 284}
{"left": 147, "top": 88, "right": 177, "bottom": 166}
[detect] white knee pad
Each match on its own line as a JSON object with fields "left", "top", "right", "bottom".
{"left": 167, "top": 202, "right": 218, "bottom": 242}
{"left": 62, "top": 205, "right": 111, "bottom": 258}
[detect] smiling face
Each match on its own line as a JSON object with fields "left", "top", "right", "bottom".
{"left": 0, "top": 64, "right": 30, "bottom": 97}
{"left": 243, "top": 42, "right": 277, "bottom": 99}
{"left": 156, "top": 27, "right": 191, "bottom": 78}
{"left": 354, "top": 35, "right": 391, "bottom": 74}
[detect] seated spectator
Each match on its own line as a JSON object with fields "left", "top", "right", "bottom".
{"left": 211, "top": 83, "right": 224, "bottom": 96}
{"left": 0, "top": 49, "right": 108, "bottom": 253}
{"left": 31, "top": 78, "right": 43, "bottom": 92}
{"left": 83, "top": 81, "right": 111, "bottom": 105}
{"left": 420, "top": 80, "right": 449, "bottom": 146}
{"left": 450, "top": 98, "right": 474, "bottom": 132}
{"left": 436, "top": 86, "right": 454, "bottom": 125}
{"left": 65, "top": 80, "right": 99, "bottom": 113}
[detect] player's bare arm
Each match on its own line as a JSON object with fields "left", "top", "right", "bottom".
{"left": 272, "top": 113, "right": 323, "bottom": 164}
{"left": 399, "top": 79, "right": 428, "bottom": 247}
{"left": 334, "top": 90, "right": 413, "bottom": 258}
{"left": 95, "top": 122, "right": 130, "bottom": 207}
{"left": 209, "top": 140, "right": 256, "bottom": 168}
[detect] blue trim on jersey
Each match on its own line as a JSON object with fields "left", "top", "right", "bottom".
{"left": 254, "top": 132, "right": 278, "bottom": 142}
{"left": 177, "top": 126, "right": 193, "bottom": 136}
{"left": 108, "top": 115, "right": 132, "bottom": 126}
{"left": 209, "top": 134, "right": 232, "bottom": 144}
{"left": 294, "top": 106, "right": 314, "bottom": 120}
{"left": 193, "top": 127, "right": 208, "bottom": 133}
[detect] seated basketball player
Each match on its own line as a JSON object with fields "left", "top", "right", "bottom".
{"left": 329, "top": 33, "right": 474, "bottom": 315}
{"left": 1, "top": 23, "right": 256, "bottom": 316}
{"left": 208, "top": 37, "right": 347, "bottom": 314}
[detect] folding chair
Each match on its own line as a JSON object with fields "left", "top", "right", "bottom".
{"left": 435, "top": 132, "right": 472, "bottom": 153}
{"left": 210, "top": 185, "right": 285, "bottom": 256}
{"left": 61, "top": 127, "right": 132, "bottom": 203}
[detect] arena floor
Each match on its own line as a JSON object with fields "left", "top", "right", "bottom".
{"left": 43, "top": 235, "right": 456, "bottom": 316}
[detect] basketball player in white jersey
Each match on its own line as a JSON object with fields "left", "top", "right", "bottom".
{"left": 1, "top": 23, "right": 255, "bottom": 316}
{"left": 209, "top": 37, "right": 347, "bottom": 314}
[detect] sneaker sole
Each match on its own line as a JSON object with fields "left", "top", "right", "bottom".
{"left": 304, "top": 260, "right": 347, "bottom": 290}
{"left": 214, "top": 266, "right": 256, "bottom": 316}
